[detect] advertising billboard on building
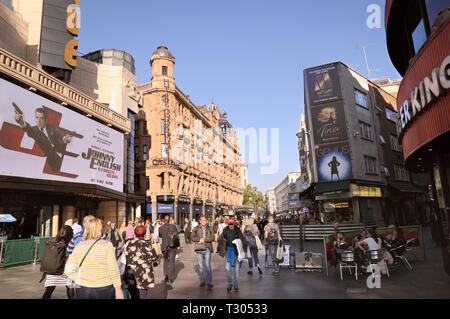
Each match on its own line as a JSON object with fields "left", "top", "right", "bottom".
{"left": 0, "top": 78, "right": 124, "bottom": 192}
{"left": 305, "top": 63, "right": 342, "bottom": 105}
{"left": 316, "top": 142, "right": 352, "bottom": 182}
{"left": 310, "top": 101, "right": 348, "bottom": 144}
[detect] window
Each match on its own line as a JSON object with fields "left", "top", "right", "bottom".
{"left": 134, "top": 146, "right": 139, "bottom": 162}
{"left": 386, "top": 108, "right": 398, "bottom": 123}
{"left": 162, "top": 144, "right": 168, "bottom": 158}
{"left": 364, "top": 156, "right": 377, "bottom": 174}
{"left": 143, "top": 145, "right": 148, "bottom": 161}
{"left": 134, "top": 174, "right": 140, "bottom": 191}
{"left": 143, "top": 121, "right": 148, "bottom": 134}
{"left": 159, "top": 173, "right": 165, "bottom": 189}
{"left": 379, "top": 135, "right": 386, "bottom": 145}
{"left": 381, "top": 166, "right": 390, "bottom": 176}
{"left": 394, "top": 164, "right": 410, "bottom": 181}
{"left": 355, "top": 90, "right": 368, "bottom": 109}
{"left": 161, "top": 119, "right": 166, "bottom": 134}
{"left": 162, "top": 66, "right": 168, "bottom": 76}
{"left": 359, "top": 121, "right": 373, "bottom": 140}
{"left": 146, "top": 177, "right": 150, "bottom": 190}
{"left": 390, "top": 134, "right": 402, "bottom": 152}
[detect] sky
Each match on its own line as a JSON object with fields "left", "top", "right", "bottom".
{"left": 77, "top": 0, "right": 401, "bottom": 194}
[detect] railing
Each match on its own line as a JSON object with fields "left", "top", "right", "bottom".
{"left": 281, "top": 223, "right": 377, "bottom": 241}
{"left": 0, "top": 48, "right": 130, "bottom": 133}
{"left": 0, "top": 236, "right": 54, "bottom": 267}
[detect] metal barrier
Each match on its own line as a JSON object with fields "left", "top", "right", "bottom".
{"left": 281, "top": 223, "right": 376, "bottom": 241}
{"left": 0, "top": 236, "right": 54, "bottom": 267}
{"left": 0, "top": 236, "right": 6, "bottom": 265}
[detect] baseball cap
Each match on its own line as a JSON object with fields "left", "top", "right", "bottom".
{"left": 227, "top": 218, "right": 236, "bottom": 225}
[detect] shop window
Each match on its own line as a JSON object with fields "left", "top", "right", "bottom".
{"left": 364, "top": 156, "right": 377, "bottom": 174}
{"left": 355, "top": 89, "right": 368, "bottom": 109}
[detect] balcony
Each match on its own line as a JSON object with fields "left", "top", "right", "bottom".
{"left": 0, "top": 49, "right": 131, "bottom": 133}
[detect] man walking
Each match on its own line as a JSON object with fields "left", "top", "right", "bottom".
{"left": 184, "top": 217, "right": 192, "bottom": 244}
{"left": 217, "top": 218, "right": 247, "bottom": 292}
{"left": 264, "top": 215, "right": 281, "bottom": 276}
{"left": 107, "top": 223, "right": 124, "bottom": 258}
{"left": 191, "top": 215, "right": 215, "bottom": 289}
{"left": 159, "top": 216, "right": 180, "bottom": 284}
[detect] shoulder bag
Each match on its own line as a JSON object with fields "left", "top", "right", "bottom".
{"left": 67, "top": 238, "right": 101, "bottom": 288}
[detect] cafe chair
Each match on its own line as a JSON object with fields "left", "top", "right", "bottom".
{"left": 339, "top": 250, "right": 358, "bottom": 280}
{"left": 400, "top": 239, "right": 415, "bottom": 270}
{"left": 367, "top": 249, "right": 389, "bottom": 277}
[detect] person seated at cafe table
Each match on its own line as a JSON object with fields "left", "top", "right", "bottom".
{"left": 352, "top": 235, "right": 365, "bottom": 266}
{"left": 385, "top": 225, "right": 405, "bottom": 246}
{"left": 334, "top": 232, "right": 349, "bottom": 250}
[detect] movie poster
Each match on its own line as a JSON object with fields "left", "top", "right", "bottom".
{"left": 0, "top": 78, "right": 124, "bottom": 192}
{"left": 305, "top": 63, "right": 343, "bottom": 105}
{"left": 316, "top": 143, "right": 352, "bottom": 182}
{"left": 310, "top": 102, "right": 348, "bottom": 144}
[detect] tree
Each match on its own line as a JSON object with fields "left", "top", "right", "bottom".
{"left": 243, "top": 184, "right": 267, "bottom": 209}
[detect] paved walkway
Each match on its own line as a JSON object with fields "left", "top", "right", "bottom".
{"left": 0, "top": 227, "right": 449, "bottom": 299}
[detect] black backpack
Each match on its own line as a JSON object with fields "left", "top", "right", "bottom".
{"left": 40, "top": 241, "right": 67, "bottom": 275}
{"left": 168, "top": 226, "right": 180, "bottom": 248}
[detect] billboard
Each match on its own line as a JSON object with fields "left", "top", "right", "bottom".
{"left": 316, "top": 142, "right": 352, "bottom": 182}
{"left": 305, "top": 63, "right": 342, "bottom": 105}
{"left": 0, "top": 78, "right": 124, "bottom": 192}
{"left": 310, "top": 102, "right": 348, "bottom": 144}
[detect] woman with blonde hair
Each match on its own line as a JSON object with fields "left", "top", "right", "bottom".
{"left": 64, "top": 217, "right": 124, "bottom": 299}
{"left": 242, "top": 217, "right": 262, "bottom": 276}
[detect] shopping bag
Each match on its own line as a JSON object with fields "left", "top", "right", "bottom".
{"left": 255, "top": 235, "right": 263, "bottom": 250}
{"left": 117, "top": 252, "right": 126, "bottom": 276}
{"left": 152, "top": 243, "right": 162, "bottom": 256}
{"left": 275, "top": 240, "right": 285, "bottom": 262}
{"left": 232, "top": 238, "right": 246, "bottom": 262}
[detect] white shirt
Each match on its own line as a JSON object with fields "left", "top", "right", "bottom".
{"left": 71, "top": 223, "right": 82, "bottom": 236}
{"left": 364, "top": 237, "right": 381, "bottom": 251}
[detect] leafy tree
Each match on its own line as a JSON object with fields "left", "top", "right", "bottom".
{"left": 243, "top": 184, "right": 267, "bottom": 209}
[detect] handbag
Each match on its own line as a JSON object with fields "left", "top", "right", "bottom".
{"left": 67, "top": 238, "right": 101, "bottom": 288}
{"left": 255, "top": 235, "right": 263, "bottom": 251}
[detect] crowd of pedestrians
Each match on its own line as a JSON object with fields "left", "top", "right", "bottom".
{"left": 38, "top": 214, "right": 283, "bottom": 299}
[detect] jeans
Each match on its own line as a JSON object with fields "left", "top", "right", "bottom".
{"left": 225, "top": 260, "right": 241, "bottom": 288}
{"left": 139, "top": 289, "right": 147, "bottom": 299}
{"left": 268, "top": 245, "right": 279, "bottom": 271}
{"left": 164, "top": 247, "right": 177, "bottom": 281}
{"left": 197, "top": 248, "right": 212, "bottom": 284}
{"left": 248, "top": 242, "right": 260, "bottom": 269}
{"left": 75, "top": 285, "right": 115, "bottom": 299}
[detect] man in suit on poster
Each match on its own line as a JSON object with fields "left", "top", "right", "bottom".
{"left": 15, "top": 106, "right": 72, "bottom": 172}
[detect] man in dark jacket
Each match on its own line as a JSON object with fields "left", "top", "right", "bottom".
{"left": 159, "top": 216, "right": 179, "bottom": 284}
{"left": 191, "top": 215, "right": 215, "bottom": 289}
{"left": 217, "top": 217, "right": 247, "bottom": 292}
{"left": 184, "top": 217, "right": 192, "bottom": 244}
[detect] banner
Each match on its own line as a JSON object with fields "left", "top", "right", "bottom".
{"left": 0, "top": 78, "right": 124, "bottom": 192}
{"left": 310, "top": 102, "right": 348, "bottom": 144}
{"left": 316, "top": 143, "right": 352, "bottom": 182}
{"left": 305, "top": 63, "right": 342, "bottom": 105}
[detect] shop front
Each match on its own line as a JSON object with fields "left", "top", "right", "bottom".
{"left": 193, "top": 199, "right": 203, "bottom": 220}
{"left": 177, "top": 196, "right": 190, "bottom": 227}
{"left": 157, "top": 195, "right": 175, "bottom": 220}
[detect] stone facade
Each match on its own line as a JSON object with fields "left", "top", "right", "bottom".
{"left": 137, "top": 46, "right": 243, "bottom": 223}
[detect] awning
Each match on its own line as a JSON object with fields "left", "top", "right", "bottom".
{"left": 0, "top": 214, "right": 17, "bottom": 223}
{"left": 388, "top": 183, "right": 427, "bottom": 194}
{"left": 314, "top": 181, "right": 351, "bottom": 195}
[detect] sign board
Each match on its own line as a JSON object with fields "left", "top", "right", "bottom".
{"left": 316, "top": 143, "right": 352, "bottom": 182}
{"left": 305, "top": 63, "right": 343, "bottom": 105}
{"left": 0, "top": 78, "right": 124, "bottom": 192}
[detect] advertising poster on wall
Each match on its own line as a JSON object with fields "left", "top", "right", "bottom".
{"left": 310, "top": 102, "right": 348, "bottom": 144}
{"left": 316, "top": 142, "right": 352, "bottom": 182}
{"left": 305, "top": 63, "right": 342, "bottom": 105}
{"left": 0, "top": 78, "right": 124, "bottom": 192}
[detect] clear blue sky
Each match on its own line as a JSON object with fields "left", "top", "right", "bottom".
{"left": 78, "top": 0, "right": 401, "bottom": 194}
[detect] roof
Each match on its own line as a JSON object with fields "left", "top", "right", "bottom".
{"left": 151, "top": 46, "right": 174, "bottom": 60}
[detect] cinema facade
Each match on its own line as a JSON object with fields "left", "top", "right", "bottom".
{"left": 0, "top": 1, "right": 142, "bottom": 239}
{"left": 385, "top": 0, "right": 450, "bottom": 273}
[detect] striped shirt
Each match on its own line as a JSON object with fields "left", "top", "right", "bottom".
{"left": 67, "top": 230, "right": 83, "bottom": 255}
{"left": 64, "top": 239, "right": 121, "bottom": 288}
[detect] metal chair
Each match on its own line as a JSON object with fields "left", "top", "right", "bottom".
{"left": 339, "top": 250, "right": 358, "bottom": 280}
{"left": 367, "top": 249, "right": 389, "bottom": 277}
{"left": 399, "top": 239, "right": 415, "bottom": 270}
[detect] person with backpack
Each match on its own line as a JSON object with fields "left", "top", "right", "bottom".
{"left": 217, "top": 218, "right": 247, "bottom": 292}
{"left": 107, "top": 223, "right": 124, "bottom": 258}
{"left": 158, "top": 216, "right": 180, "bottom": 284}
{"left": 122, "top": 226, "right": 160, "bottom": 299}
{"left": 41, "top": 225, "right": 74, "bottom": 299}
{"left": 264, "top": 215, "right": 281, "bottom": 276}
{"left": 64, "top": 217, "right": 124, "bottom": 299}
{"left": 242, "top": 217, "right": 262, "bottom": 276}
{"left": 191, "top": 215, "right": 215, "bottom": 289}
